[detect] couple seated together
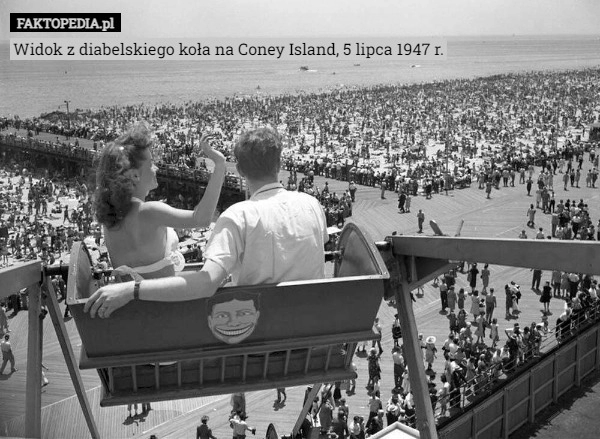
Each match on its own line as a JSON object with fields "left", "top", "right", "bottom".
{"left": 85, "top": 122, "right": 328, "bottom": 318}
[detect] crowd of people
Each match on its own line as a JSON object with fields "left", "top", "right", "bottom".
{"left": 306, "top": 259, "right": 600, "bottom": 437}
{"left": 0, "top": 161, "right": 95, "bottom": 308}
{"left": 0, "top": 149, "right": 102, "bottom": 375}
{"left": 2, "top": 68, "right": 600, "bottom": 196}
{"left": 1, "top": 66, "right": 600, "bottom": 437}
{"left": 294, "top": 131, "right": 600, "bottom": 434}
{"left": 415, "top": 248, "right": 600, "bottom": 423}
{"left": 291, "top": 175, "right": 353, "bottom": 228}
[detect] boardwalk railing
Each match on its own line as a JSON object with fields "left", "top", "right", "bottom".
{"left": 0, "top": 133, "right": 96, "bottom": 161}
{"left": 438, "top": 303, "right": 600, "bottom": 439}
{"left": 433, "top": 306, "right": 573, "bottom": 421}
{"left": 0, "top": 133, "right": 247, "bottom": 194}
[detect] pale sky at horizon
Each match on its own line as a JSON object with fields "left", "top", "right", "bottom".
{"left": 2, "top": 0, "right": 600, "bottom": 40}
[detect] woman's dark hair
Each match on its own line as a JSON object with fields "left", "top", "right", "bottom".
{"left": 93, "top": 122, "right": 153, "bottom": 228}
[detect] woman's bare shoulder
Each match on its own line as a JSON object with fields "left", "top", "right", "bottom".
{"left": 135, "top": 200, "right": 174, "bottom": 221}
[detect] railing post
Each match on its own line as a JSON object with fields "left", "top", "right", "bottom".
{"left": 575, "top": 335, "right": 582, "bottom": 387}
{"left": 25, "top": 282, "right": 42, "bottom": 439}
{"left": 291, "top": 384, "right": 321, "bottom": 438}
{"left": 44, "top": 276, "right": 100, "bottom": 438}
{"left": 552, "top": 353, "right": 559, "bottom": 403}
{"left": 503, "top": 387, "right": 510, "bottom": 439}
{"left": 528, "top": 370, "right": 535, "bottom": 424}
{"left": 395, "top": 256, "right": 438, "bottom": 439}
{"left": 596, "top": 325, "right": 600, "bottom": 372}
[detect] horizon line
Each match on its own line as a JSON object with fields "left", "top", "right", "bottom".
{"left": 2, "top": 33, "right": 600, "bottom": 43}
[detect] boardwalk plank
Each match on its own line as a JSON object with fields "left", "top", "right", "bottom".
{"left": 1, "top": 158, "right": 599, "bottom": 438}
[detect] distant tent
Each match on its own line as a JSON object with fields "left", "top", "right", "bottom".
{"left": 590, "top": 123, "right": 600, "bottom": 142}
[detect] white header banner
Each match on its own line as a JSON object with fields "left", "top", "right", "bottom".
{"left": 10, "top": 38, "right": 447, "bottom": 61}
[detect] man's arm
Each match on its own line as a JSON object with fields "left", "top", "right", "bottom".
{"left": 84, "top": 260, "right": 227, "bottom": 318}
{"left": 85, "top": 210, "right": 242, "bottom": 318}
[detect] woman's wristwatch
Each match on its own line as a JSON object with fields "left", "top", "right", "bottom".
{"left": 133, "top": 280, "right": 141, "bottom": 300}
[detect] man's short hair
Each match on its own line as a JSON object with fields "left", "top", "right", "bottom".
{"left": 234, "top": 128, "right": 282, "bottom": 180}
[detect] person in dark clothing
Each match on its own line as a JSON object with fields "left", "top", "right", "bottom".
{"left": 540, "top": 281, "right": 552, "bottom": 314}
{"left": 197, "top": 415, "right": 217, "bottom": 439}
{"left": 298, "top": 415, "right": 312, "bottom": 439}
{"left": 469, "top": 263, "right": 479, "bottom": 291}
{"left": 367, "top": 349, "right": 381, "bottom": 390}
{"left": 330, "top": 410, "right": 350, "bottom": 439}
{"left": 397, "top": 192, "right": 406, "bottom": 213}
{"left": 449, "top": 363, "right": 466, "bottom": 408}
{"left": 531, "top": 269, "right": 542, "bottom": 291}
{"left": 366, "top": 410, "right": 384, "bottom": 436}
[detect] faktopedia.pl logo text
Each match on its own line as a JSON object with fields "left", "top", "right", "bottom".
{"left": 10, "top": 13, "right": 121, "bottom": 33}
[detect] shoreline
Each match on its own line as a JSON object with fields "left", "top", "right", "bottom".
{"left": 11, "top": 65, "right": 600, "bottom": 121}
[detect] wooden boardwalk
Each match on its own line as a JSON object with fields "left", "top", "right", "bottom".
{"left": 1, "top": 156, "right": 600, "bottom": 438}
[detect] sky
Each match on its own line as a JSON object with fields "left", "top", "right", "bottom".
{"left": 2, "top": 0, "right": 600, "bottom": 40}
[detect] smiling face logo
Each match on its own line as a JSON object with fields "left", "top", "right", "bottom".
{"left": 207, "top": 292, "right": 261, "bottom": 344}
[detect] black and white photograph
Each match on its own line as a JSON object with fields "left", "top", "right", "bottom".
{"left": 1, "top": 1, "right": 600, "bottom": 438}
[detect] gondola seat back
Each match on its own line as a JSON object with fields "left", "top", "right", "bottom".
{"left": 66, "top": 223, "right": 389, "bottom": 405}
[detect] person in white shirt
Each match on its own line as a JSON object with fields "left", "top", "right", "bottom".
{"left": 85, "top": 127, "right": 328, "bottom": 318}
{"left": 0, "top": 334, "right": 17, "bottom": 374}
{"left": 589, "top": 281, "right": 598, "bottom": 300}
{"left": 230, "top": 412, "right": 256, "bottom": 439}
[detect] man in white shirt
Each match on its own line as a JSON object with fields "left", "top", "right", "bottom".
{"left": 86, "top": 128, "right": 328, "bottom": 318}
{"left": 0, "top": 334, "right": 17, "bottom": 374}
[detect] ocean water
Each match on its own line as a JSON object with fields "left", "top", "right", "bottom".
{"left": 1, "top": 35, "right": 599, "bottom": 118}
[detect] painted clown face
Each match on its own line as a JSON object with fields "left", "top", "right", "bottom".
{"left": 208, "top": 299, "right": 260, "bottom": 344}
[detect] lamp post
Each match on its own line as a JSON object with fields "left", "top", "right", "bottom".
{"left": 555, "top": 103, "right": 560, "bottom": 150}
{"left": 445, "top": 116, "right": 451, "bottom": 174}
{"left": 64, "top": 100, "right": 71, "bottom": 131}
